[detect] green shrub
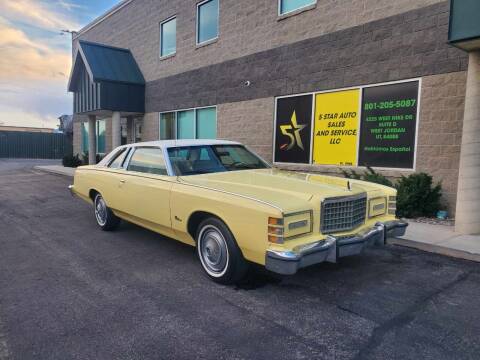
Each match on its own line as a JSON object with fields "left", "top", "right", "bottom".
{"left": 62, "top": 154, "right": 82, "bottom": 168}
{"left": 396, "top": 173, "right": 442, "bottom": 218}
{"left": 81, "top": 152, "right": 104, "bottom": 165}
{"left": 341, "top": 166, "right": 393, "bottom": 187}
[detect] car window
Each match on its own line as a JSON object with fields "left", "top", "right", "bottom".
{"left": 127, "top": 148, "right": 168, "bottom": 176}
{"left": 109, "top": 148, "right": 129, "bottom": 169}
{"left": 168, "top": 145, "right": 269, "bottom": 176}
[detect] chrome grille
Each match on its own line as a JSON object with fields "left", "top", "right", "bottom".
{"left": 321, "top": 194, "right": 367, "bottom": 234}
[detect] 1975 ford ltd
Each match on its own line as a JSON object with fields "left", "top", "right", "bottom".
{"left": 69, "top": 140, "right": 407, "bottom": 284}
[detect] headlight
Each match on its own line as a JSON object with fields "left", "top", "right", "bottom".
{"left": 368, "top": 197, "right": 387, "bottom": 218}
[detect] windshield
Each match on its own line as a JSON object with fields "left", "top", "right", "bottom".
{"left": 167, "top": 145, "right": 270, "bottom": 176}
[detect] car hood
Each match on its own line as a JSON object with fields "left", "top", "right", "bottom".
{"left": 179, "top": 168, "right": 389, "bottom": 212}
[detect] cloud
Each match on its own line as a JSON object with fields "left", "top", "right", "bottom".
{"left": 0, "top": 19, "right": 71, "bottom": 82}
{"left": 0, "top": 0, "right": 79, "bottom": 31}
{"left": 0, "top": 81, "right": 71, "bottom": 128}
{"left": 57, "top": 1, "right": 86, "bottom": 12}
{"left": 0, "top": 109, "right": 60, "bottom": 128}
{"left": 0, "top": 17, "right": 72, "bottom": 127}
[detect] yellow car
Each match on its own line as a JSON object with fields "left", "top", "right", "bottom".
{"left": 69, "top": 140, "right": 407, "bottom": 284}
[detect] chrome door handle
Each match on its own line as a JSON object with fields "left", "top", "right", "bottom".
{"left": 120, "top": 179, "right": 126, "bottom": 183}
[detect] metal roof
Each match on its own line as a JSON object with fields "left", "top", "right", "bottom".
{"left": 68, "top": 40, "right": 145, "bottom": 92}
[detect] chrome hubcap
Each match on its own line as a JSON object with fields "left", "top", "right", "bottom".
{"left": 199, "top": 226, "right": 228, "bottom": 275}
{"left": 94, "top": 196, "right": 107, "bottom": 226}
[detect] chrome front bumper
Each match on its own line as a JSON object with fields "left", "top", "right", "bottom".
{"left": 265, "top": 220, "right": 408, "bottom": 275}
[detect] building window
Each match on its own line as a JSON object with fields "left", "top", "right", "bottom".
{"left": 196, "top": 107, "right": 217, "bottom": 139}
{"left": 81, "top": 120, "right": 106, "bottom": 154}
{"left": 197, "top": 0, "right": 219, "bottom": 45}
{"left": 159, "top": 107, "right": 217, "bottom": 140}
{"left": 177, "top": 110, "right": 195, "bottom": 139}
{"left": 134, "top": 118, "right": 143, "bottom": 142}
{"left": 81, "top": 122, "right": 89, "bottom": 154}
{"left": 160, "top": 113, "right": 176, "bottom": 140}
{"left": 279, "top": 0, "right": 316, "bottom": 15}
{"left": 160, "top": 17, "right": 176, "bottom": 57}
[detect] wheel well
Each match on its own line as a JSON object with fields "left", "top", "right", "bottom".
{"left": 89, "top": 189, "right": 99, "bottom": 202}
{"left": 187, "top": 211, "right": 220, "bottom": 240}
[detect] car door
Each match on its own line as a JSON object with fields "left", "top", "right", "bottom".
{"left": 119, "top": 147, "right": 175, "bottom": 237}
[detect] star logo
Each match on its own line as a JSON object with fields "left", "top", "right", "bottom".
{"left": 279, "top": 111, "right": 307, "bottom": 150}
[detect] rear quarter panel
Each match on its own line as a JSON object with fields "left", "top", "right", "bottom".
{"left": 73, "top": 166, "right": 122, "bottom": 209}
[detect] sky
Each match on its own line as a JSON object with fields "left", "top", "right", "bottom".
{"left": 0, "top": 0, "right": 120, "bottom": 129}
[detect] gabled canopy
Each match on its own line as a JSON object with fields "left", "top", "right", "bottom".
{"left": 68, "top": 40, "right": 145, "bottom": 92}
{"left": 68, "top": 40, "right": 145, "bottom": 115}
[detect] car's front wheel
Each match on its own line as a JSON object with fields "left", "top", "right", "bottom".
{"left": 196, "top": 217, "right": 249, "bottom": 284}
{"left": 93, "top": 193, "right": 120, "bottom": 231}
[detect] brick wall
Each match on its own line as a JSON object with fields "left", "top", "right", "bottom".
{"left": 75, "top": 0, "right": 446, "bottom": 82}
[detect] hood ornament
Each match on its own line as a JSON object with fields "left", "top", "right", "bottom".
{"left": 347, "top": 181, "right": 352, "bottom": 191}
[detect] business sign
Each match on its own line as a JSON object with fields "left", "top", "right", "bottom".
{"left": 313, "top": 89, "right": 360, "bottom": 166}
{"left": 274, "top": 95, "right": 313, "bottom": 164}
{"left": 274, "top": 80, "right": 420, "bottom": 169}
{"left": 358, "top": 81, "right": 419, "bottom": 168}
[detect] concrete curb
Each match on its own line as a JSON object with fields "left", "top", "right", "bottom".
{"left": 33, "top": 166, "right": 75, "bottom": 178}
{"left": 389, "top": 237, "right": 480, "bottom": 263}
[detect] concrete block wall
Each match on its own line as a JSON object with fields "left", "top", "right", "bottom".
{"left": 416, "top": 71, "right": 466, "bottom": 213}
{"left": 73, "top": 122, "right": 82, "bottom": 156}
{"left": 144, "top": 2, "right": 467, "bottom": 113}
{"left": 75, "top": 0, "right": 446, "bottom": 83}
{"left": 218, "top": 98, "right": 274, "bottom": 161}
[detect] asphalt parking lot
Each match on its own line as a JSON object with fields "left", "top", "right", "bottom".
{"left": 0, "top": 161, "right": 479, "bottom": 360}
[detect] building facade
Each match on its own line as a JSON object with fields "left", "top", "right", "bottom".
{"left": 69, "top": 0, "right": 480, "bottom": 234}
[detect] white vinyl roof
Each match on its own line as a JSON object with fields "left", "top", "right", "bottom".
{"left": 125, "top": 139, "right": 241, "bottom": 149}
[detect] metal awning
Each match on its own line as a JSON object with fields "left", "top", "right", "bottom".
{"left": 68, "top": 41, "right": 145, "bottom": 115}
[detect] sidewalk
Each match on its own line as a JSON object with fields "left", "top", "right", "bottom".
{"left": 34, "top": 165, "right": 75, "bottom": 177}
{"left": 391, "top": 221, "right": 480, "bottom": 262}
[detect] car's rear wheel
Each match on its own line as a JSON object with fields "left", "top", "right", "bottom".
{"left": 196, "top": 217, "right": 249, "bottom": 284}
{"left": 94, "top": 193, "right": 120, "bottom": 231}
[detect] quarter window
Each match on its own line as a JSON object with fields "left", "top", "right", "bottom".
{"left": 159, "top": 107, "right": 217, "bottom": 140}
{"left": 197, "top": 0, "right": 219, "bottom": 45}
{"left": 279, "top": 0, "right": 316, "bottom": 15}
{"left": 109, "top": 148, "right": 129, "bottom": 169}
{"left": 127, "top": 148, "right": 168, "bottom": 175}
{"left": 160, "top": 17, "right": 176, "bottom": 57}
